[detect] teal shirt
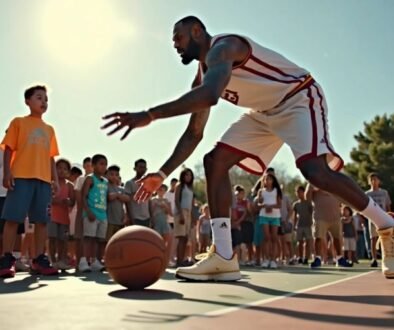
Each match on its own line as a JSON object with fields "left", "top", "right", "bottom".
{"left": 86, "top": 174, "right": 108, "bottom": 221}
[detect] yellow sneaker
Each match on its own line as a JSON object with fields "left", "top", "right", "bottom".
{"left": 175, "top": 245, "right": 241, "bottom": 281}
{"left": 377, "top": 227, "right": 394, "bottom": 279}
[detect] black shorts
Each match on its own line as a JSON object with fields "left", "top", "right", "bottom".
{"left": 241, "top": 221, "right": 254, "bottom": 244}
{"left": 231, "top": 228, "right": 242, "bottom": 248}
{"left": 0, "top": 197, "right": 25, "bottom": 234}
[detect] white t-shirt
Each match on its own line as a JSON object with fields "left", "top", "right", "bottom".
{"left": 259, "top": 188, "right": 281, "bottom": 218}
{"left": 0, "top": 150, "right": 8, "bottom": 197}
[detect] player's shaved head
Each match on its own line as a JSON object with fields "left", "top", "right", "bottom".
{"left": 175, "top": 16, "right": 206, "bottom": 31}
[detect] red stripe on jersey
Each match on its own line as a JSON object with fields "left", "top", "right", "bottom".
{"left": 240, "top": 65, "right": 301, "bottom": 84}
{"left": 250, "top": 54, "right": 301, "bottom": 80}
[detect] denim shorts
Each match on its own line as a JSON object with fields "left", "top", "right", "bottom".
{"left": 1, "top": 179, "right": 51, "bottom": 223}
{"left": 259, "top": 216, "right": 281, "bottom": 226}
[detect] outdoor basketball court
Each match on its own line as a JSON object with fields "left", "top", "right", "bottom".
{"left": 1, "top": 264, "right": 393, "bottom": 329}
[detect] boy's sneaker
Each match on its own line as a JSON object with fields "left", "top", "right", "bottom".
{"left": 370, "top": 259, "right": 378, "bottom": 267}
{"left": 0, "top": 253, "right": 16, "bottom": 278}
{"left": 310, "top": 257, "right": 322, "bottom": 268}
{"left": 297, "top": 257, "right": 303, "bottom": 264}
{"left": 31, "top": 254, "right": 59, "bottom": 275}
{"left": 336, "top": 257, "right": 352, "bottom": 268}
{"left": 302, "top": 258, "right": 308, "bottom": 265}
{"left": 175, "top": 245, "right": 241, "bottom": 281}
{"left": 269, "top": 260, "right": 278, "bottom": 269}
{"left": 91, "top": 259, "right": 105, "bottom": 272}
{"left": 78, "top": 258, "right": 91, "bottom": 273}
{"left": 377, "top": 226, "right": 394, "bottom": 279}
{"left": 261, "top": 259, "right": 270, "bottom": 268}
{"left": 15, "top": 259, "right": 30, "bottom": 272}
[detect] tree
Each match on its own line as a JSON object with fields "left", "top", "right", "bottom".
{"left": 344, "top": 114, "right": 394, "bottom": 199}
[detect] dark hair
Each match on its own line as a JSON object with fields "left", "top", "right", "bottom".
{"left": 83, "top": 157, "right": 91, "bottom": 165}
{"left": 178, "top": 168, "right": 194, "bottom": 204}
{"left": 161, "top": 184, "right": 168, "bottom": 191}
{"left": 170, "top": 178, "right": 178, "bottom": 184}
{"left": 266, "top": 167, "right": 275, "bottom": 174}
{"left": 24, "top": 85, "right": 47, "bottom": 99}
{"left": 342, "top": 205, "right": 353, "bottom": 216}
{"left": 92, "top": 154, "right": 107, "bottom": 165}
{"left": 368, "top": 172, "right": 379, "bottom": 180}
{"left": 56, "top": 158, "right": 71, "bottom": 171}
{"left": 175, "top": 16, "right": 206, "bottom": 30}
{"left": 108, "top": 165, "right": 120, "bottom": 172}
{"left": 234, "top": 184, "right": 245, "bottom": 193}
{"left": 264, "top": 173, "right": 282, "bottom": 199}
{"left": 70, "top": 166, "right": 82, "bottom": 176}
{"left": 296, "top": 185, "right": 305, "bottom": 192}
{"left": 134, "top": 158, "right": 146, "bottom": 167}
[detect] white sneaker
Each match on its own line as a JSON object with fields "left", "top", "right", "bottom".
{"left": 261, "top": 260, "right": 270, "bottom": 268}
{"left": 377, "top": 226, "right": 394, "bottom": 279}
{"left": 269, "top": 260, "right": 278, "bottom": 269}
{"left": 91, "top": 259, "right": 105, "bottom": 272}
{"left": 175, "top": 245, "right": 241, "bottom": 281}
{"left": 78, "top": 258, "right": 91, "bottom": 273}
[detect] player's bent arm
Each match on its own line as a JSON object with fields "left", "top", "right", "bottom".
{"left": 148, "top": 41, "right": 238, "bottom": 120}
{"left": 81, "top": 176, "right": 93, "bottom": 213}
{"left": 159, "top": 108, "right": 210, "bottom": 176}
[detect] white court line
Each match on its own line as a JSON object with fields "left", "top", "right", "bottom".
{"left": 205, "top": 270, "right": 377, "bottom": 316}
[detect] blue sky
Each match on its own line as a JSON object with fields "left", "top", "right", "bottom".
{"left": 0, "top": 0, "right": 393, "bottom": 182}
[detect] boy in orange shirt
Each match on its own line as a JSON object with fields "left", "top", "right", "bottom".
{"left": 0, "top": 85, "right": 59, "bottom": 278}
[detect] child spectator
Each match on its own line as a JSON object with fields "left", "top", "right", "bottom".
{"left": 341, "top": 205, "right": 356, "bottom": 266}
{"left": 106, "top": 165, "right": 129, "bottom": 241}
{"left": 150, "top": 184, "right": 172, "bottom": 262}
{"left": 0, "top": 85, "right": 59, "bottom": 278}
{"left": 48, "top": 158, "right": 75, "bottom": 270}
{"left": 197, "top": 204, "right": 211, "bottom": 253}
{"left": 365, "top": 173, "right": 391, "bottom": 267}
{"left": 257, "top": 173, "right": 282, "bottom": 269}
{"left": 292, "top": 185, "right": 313, "bottom": 265}
{"left": 79, "top": 154, "right": 108, "bottom": 272}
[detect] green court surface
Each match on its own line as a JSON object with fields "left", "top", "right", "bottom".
{"left": 0, "top": 264, "right": 392, "bottom": 330}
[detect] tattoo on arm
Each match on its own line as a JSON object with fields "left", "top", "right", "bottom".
{"left": 160, "top": 108, "right": 210, "bottom": 176}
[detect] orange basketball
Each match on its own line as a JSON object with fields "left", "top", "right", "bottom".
{"left": 104, "top": 225, "right": 166, "bottom": 290}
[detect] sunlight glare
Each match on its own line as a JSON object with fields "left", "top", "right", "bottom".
{"left": 39, "top": 0, "right": 132, "bottom": 67}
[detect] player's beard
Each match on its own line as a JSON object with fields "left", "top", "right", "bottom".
{"left": 181, "top": 37, "right": 201, "bottom": 65}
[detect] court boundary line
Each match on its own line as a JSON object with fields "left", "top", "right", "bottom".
{"left": 205, "top": 270, "right": 377, "bottom": 316}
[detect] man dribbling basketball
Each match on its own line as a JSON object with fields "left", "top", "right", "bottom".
{"left": 102, "top": 16, "right": 394, "bottom": 281}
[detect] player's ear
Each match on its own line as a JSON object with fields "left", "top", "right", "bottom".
{"left": 191, "top": 23, "right": 202, "bottom": 39}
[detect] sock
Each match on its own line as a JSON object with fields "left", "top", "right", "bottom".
{"left": 361, "top": 197, "right": 394, "bottom": 229}
{"left": 211, "top": 218, "right": 233, "bottom": 259}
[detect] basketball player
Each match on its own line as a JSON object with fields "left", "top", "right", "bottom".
{"left": 102, "top": 16, "right": 394, "bottom": 281}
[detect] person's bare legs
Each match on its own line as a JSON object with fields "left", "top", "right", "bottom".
{"left": 2, "top": 221, "right": 18, "bottom": 254}
{"left": 176, "top": 236, "right": 187, "bottom": 266}
{"left": 203, "top": 147, "right": 245, "bottom": 259}
{"left": 34, "top": 223, "right": 47, "bottom": 257}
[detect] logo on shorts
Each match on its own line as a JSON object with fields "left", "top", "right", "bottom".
{"left": 220, "top": 222, "right": 228, "bottom": 229}
{"left": 46, "top": 204, "right": 51, "bottom": 217}
{"left": 320, "top": 137, "right": 327, "bottom": 144}
{"left": 223, "top": 89, "right": 239, "bottom": 105}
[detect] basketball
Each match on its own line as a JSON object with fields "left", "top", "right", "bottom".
{"left": 104, "top": 225, "right": 167, "bottom": 290}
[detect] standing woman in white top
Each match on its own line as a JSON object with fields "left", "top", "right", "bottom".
{"left": 174, "top": 168, "right": 195, "bottom": 267}
{"left": 257, "top": 174, "right": 282, "bottom": 269}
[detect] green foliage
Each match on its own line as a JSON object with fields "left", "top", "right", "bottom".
{"left": 344, "top": 114, "right": 394, "bottom": 198}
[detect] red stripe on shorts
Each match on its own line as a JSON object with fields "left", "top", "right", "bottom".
{"left": 216, "top": 142, "right": 266, "bottom": 175}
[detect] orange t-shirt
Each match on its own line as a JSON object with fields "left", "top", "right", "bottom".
{"left": 1, "top": 116, "right": 59, "bottom": 183}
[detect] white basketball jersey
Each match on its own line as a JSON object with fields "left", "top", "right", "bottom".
{"left": 199, "top": 34, "right": 310, "bottom": 111}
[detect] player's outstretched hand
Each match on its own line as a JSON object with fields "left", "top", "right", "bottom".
{"left": 101, "top": 111, "right": 153, "bottom": 140}
{"left": 134, "top": 173, "right": 164, "bottom": 203}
